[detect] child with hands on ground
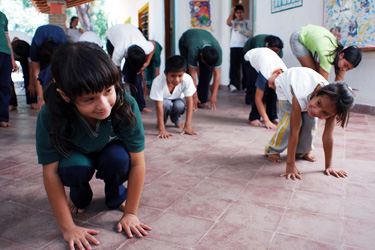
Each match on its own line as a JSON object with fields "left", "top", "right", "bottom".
{"left": 244, "top": 47, "right": 287, "bottom": 129}
{"left": 150, "top": 55, "right": 198, "bottom": 138}
{"left": 265, "top": 67, "right": 354, "bottom": 180}
{"left": 35, "top": 42, "right": 151, "bottom": 250}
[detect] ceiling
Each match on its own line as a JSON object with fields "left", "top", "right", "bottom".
{"left": 30, "top": 0, "right": 95, "bottom": 14}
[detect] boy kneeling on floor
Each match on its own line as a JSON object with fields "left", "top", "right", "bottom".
{"left": 150, "top": 55, "right": 198, "bottom": 138}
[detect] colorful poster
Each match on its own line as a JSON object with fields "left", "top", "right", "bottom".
{"left": 271, "top": 0, "right": 303, "bottom": 13}
{"left": 189, "top": 1, "right": 211, "bottom": 30}
{"left": 324, "top": 0, "right": 375, "bottom": 48}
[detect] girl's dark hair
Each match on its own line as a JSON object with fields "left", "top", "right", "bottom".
{"left": 165, "top": 55, "right": 186, "bottom": 73}
{"left": 39, "top": 39, "right": 60, "bottom": 70}
{"left": 69, "top": 16, "right": 78, "bottom": 29}
{"left": 329, "top": 43, "right": 362, "bottom": 74}
{"left": 12, "top": 40, "right": 30, "bottom": 58}
{"left": 201, "top": 46, "right": 219, "bottom": 67}
{"left": 310, "top": 82, "right": 354, "bottom": 128}
{"left": 265, "top": 35, "right": 284, "bottom": 49}
{"left": 45, "top": 41, "right": 136, "bottom": 157}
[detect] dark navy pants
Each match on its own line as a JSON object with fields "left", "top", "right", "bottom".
{"left": 58, "top": 141, "right": 130, "bottom": 209}
{"left": 0, "top": 53, "right": 12, "bottom": 122}
{"left": 123, "top": 61, "right": 146, "bottom": 110}
{"left": 179, "top": 42, "right": 212, "bottom": 104}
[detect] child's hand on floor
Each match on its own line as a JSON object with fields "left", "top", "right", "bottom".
{"left": 280, "top": 162, "right": 302, "bottom": 180}
{"left": 325, "top": 167, "right": 348, "bottom": 178}
{"left": 157, "top": 129, "right": 174, "bottom": 139}
{"left": 63, "top": 225, "right": 100, "bottom": 250}
{"left": 181, "top": 126, "right": 198, "bottom": 136}
{"left": 117, "top": 213, "right": 152, "bottom": 238}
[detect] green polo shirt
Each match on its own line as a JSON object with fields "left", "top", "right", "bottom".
{"left": 179, "top": 29, "right": 222, "bottom": 68}
{"left": 243, "top": 34, "right": 283, "bottom": 58}
{"left": 36, "top": 93, "right": 145, "bottom": 165}
{"left": 299, "top": 24, "right": 337, "bottom": 73}
{"left": 0, "top": 11, "right": 11, "bottom": 55}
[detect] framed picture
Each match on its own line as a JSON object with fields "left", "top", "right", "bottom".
{"left": 271, "top": 0, "right": 303, "bottom": 13}
{"left": 189, "top": 0, "right": 212, "bottom": 30}
{"left": 324, "top": 0, "right": 375, "bottom": 49}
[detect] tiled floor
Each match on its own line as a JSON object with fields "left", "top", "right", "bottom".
{"left": 1, "top": 90, "right": 375, "bottom": 250}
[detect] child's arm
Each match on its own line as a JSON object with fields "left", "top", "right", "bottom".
{"left": 117, "top": 150, "right": 152, "bottom": 237}
{"left": 226, "top": 6, "right": 235, "bottom": 26}
{"left": 322, "top": 115, "right": 348, "bottom": 177}
{"left": 281, "top": 95, "right": 303, "bottom": 180}
{"left": 155, "top": 100, "right": 173, "bottom": 139}
{"left": 188, "top": 66, "right": 200, "bottom": 111}
{"left": 43, "top": 162, "right": 100, "bottom": 250}
{"left": 254, "top": 88, "right": 277, "bottom": 130}
{"left": 181, "top": 96, "right": 198, "bottom": 136}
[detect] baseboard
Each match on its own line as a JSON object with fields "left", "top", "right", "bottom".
{"left": 352, "top": 103, "right": 375, "bottom": 116}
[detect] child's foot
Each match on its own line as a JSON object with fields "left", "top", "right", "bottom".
{"left": 0, "top": 121, "right": 12, "bottom": 128}
{"left": 303, "top": 152, "right": 316, "bottom": 162}
{"left": 198, "top": 103, "right": 210, "bottom": 109}
{"left": 272, "top": 119, "right": 279, "bottom": 125}
{"left": 175, "top": 122, "right": 184, "bottom": 128}
{"left": 249, "top": 119, "right": 263, "bottom": 126}
{"left": 9, "top": 105, "right": 17, "bottom": 111}
{"left": 67, "top": 198, "right": 86, "bottom": 214}
{"left": 268, "top": 154, "right": 282, "bottom": 163}
{"left": 141, "top": 107, "right": 152, "bottom": 113}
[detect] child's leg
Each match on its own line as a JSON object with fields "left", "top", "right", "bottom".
{"left": 58, "top": 151, "right": 95, "bottom": 210}
{"left": 9, "top": 80, "right": 18, "bottom": 110}
{"left": 197, "top": 58, "right": 212, "bottom": 104}
{"left": 163, "top": 99, "right": 173, "bottom": 124}
{"left": 296, "top": 112, "right": 317, "bottom": 159}
{"left": 0, "top": 54, "right": 12, "bottom": 125}
{"left": 244, "top": 63, "right": 258, "bottom": 105}
{"left": 95, "top": 141, "right": 130, "bottom": 209}
{"left": 265, "top": 86, "right": 278, "bottom": 122}
{"left": 265, "top": 100, "right": 292, "bottom": 156}
{"left": 170, "top": 98, "right": 186, "bottom": 125}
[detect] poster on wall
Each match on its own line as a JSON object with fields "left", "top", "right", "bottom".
{"left": 324, "top": 0, "right": 375, "bottom": 49}
{"left": 189, "top": 0, "right": 212, "bottom": 30}
{"left": 271, "top": 0, "right": 303, "bottom": 13}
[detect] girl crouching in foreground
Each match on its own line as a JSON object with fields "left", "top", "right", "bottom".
{"left": 36, "top": 42, "right": 151, "bottom": 250}
{"left": 265, "top": 67, "right": 354, "bottom": 180}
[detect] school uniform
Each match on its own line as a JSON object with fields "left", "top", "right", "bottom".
{"left": 265, "top": 67, "right": 328, "bottom": 156}
{"left": 150, "top": 73, "right": 196, "bottom": 124}
{"left": 36, "top": 93, "right": 144, "bottom": 209}
{"left": 178, "top": 29, "right": 222, "bottom": 104}
{"left": 244, "top": 48, "right": 287, "bottom": 122}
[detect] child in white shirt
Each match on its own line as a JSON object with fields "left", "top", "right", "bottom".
{"left": 150, "top": 55, "right": 197, "bottom": 138}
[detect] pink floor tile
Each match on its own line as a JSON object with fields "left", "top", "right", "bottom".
{"left": 120, "top": 238, "right": 188, "bottom": 250}
{"left": 344, "top": 219, "right": 375, "bottom": 250}
{"left": 270, "top": 233, "right": 342, "bottom": 250}
{"left": 147, "top": 212, "right": 214, "bottom": 248}
{"left": 150, "top": 172, "right": 203, "bottom": 191}
{"left": 139, "top": 185, "right": 185, "bottom": 210}
{"left": 278, "top": 209, "right": 344, "bottom": 245}
{"left": 195, "top": 221, "right": 273, "bottom": 250}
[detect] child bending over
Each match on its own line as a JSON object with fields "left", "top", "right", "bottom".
{"left": 265, "top": 67, "right": 354, "bottom": 180}
{"left": 244, "top": 47, "right": 287, "bottom": 129}
{"left": 150, "top": 55, "right": 197, "bottom": 138}
{"left": 36, "top": 42, "right": 151, "bottom": 250}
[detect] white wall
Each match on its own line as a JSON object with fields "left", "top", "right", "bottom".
{"left": 175, "top": 0, "right": 231, "bottom": 86}
{"left": 254, "top": 0, "right": 375, "bottom": 107}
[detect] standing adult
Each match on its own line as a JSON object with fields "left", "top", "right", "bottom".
{"left": 106, "top": 24, "right": 155, "bottom": 113}
{"left": 0, "top": 11, "right": 18, "bottom": 127}
{"left": 179, "top": 29, "right": 222, "bottom": 110}
{"left": 243, "top": 34, "right": 284, "bottom": 105}
{"left": 226, "top": 4, "right": 252, "bottom": 93}
{"left": 67, "top": 16, "right": 84, "bottom": 42}
{"left": 30, "top": 24, "right": 67, "bottom": 110}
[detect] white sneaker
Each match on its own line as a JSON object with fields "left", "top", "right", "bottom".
{"left": 229, "top": 85, "right": 237, "bottom": 93}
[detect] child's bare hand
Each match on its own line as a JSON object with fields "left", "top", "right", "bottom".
{"left": 181, "top": 126, "right": 198, "bottom": 136}
{"left": 325, "top": 167, "right": 348, "bottom": 178}
{"left": 280, "top": 163, "right": 302, "bottom": 180}
{"left": 157, "top": 129, "right": 174, "bottom": 139}
{"left": 264, "top": 120, "right": 277, "bottom": 130}
{"left": 63, "top": 225, "right": 99, "bottom": 250}
{"left": 117, "top": 213, "right": 152, "bottom": 238}
{"left": 193, "top": 94, "right": 200, "bottom": 111}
